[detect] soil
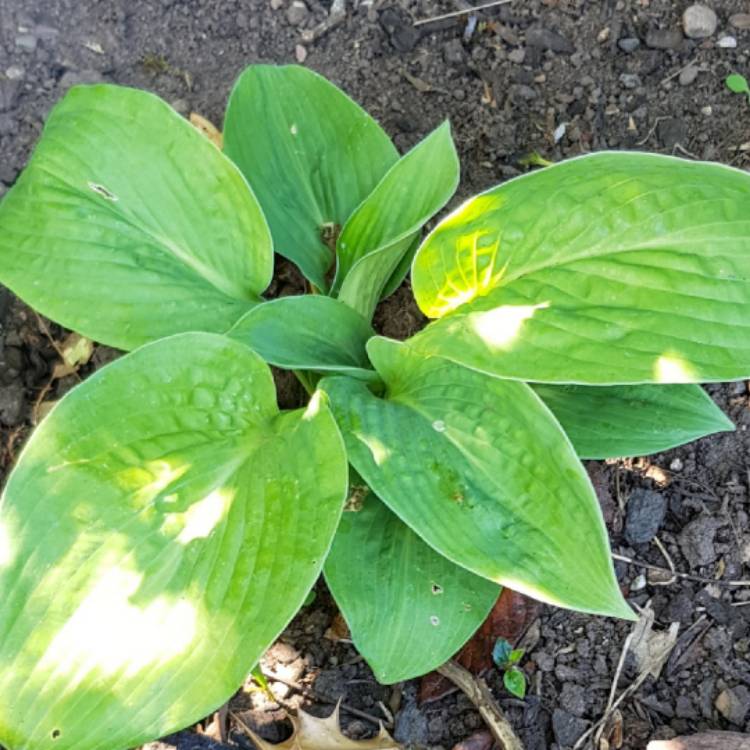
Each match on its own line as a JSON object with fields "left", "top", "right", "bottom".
{"left": 1, "top": 0, "right": 750, "bottom": 748}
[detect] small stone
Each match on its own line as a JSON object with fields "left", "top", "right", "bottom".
{"left": 286, "top": 0, "right": 309, "bottom": 26}
{"left": 657, "top": 117, "right": 688, "bottom": 149}
{"left": 675, "top": 695, "right": 699, "bottom": 719}
{"left": 730, "top": 13, "right": 750, "bottom": 30}
{"left": 295, "top": 43, "right": 307, "bottom": 62}
{"left": 15, "top": 33, "right": 37, "bottom": 51}
{"left": 0, "top": 114, "right": 14, "bottom": 135}
{"left": 702, "top": 105, "right": 713, "bottom": 116}
{"left": 170, "top": 98, "right": 189, "bottom": 115}
{"left": 560, "top": 684, "right": 587, "bottom": 717}
{"left": 670, "top": 457, "right": 684, "bottom": 472}
{"left": 683, "top": 4, "right": 718, "bottom": 39}
{"left": 443, "top": 38, "right": 465, "bottom": 66}
{"left": 552, "top": 709, "right": 588, "bottom": 748}
{"left": 619, "top": 73, "right": 641, "bottom": 89}
{"left": 59, "top": 69, "right": 105, "bottom": 90}
{"left": 515, "top": 84, "right": 537, "bottom": 101}
{"left": 525, "top": 27, "right": 574, "bottom": 54}
{"left": 625, "top": 489, "right": 666, "bottom": 544}
{"left": 718, "top": 35, "right": 738, "bottom": 48}
{"left": 679, "top": 65, "right": 699, "bottom": 86}
{"left": 0, "top": 383, "right": 24, "bottom": 426}
{"left": 379, "top": 6, "right": 421, "bottom": 53}
{"left": 4, "top": 65, "right": 24, "bottom": 80}
{"left": 270, "top": 0, "right": 283, "bottom": 8}
{"left": 715, "top": 686, "right": 750, "bottom": 725}
{"left": 508, "top": 47, "right": 526, "bottom": 64}
{"left": 618, "top": 37, "right": 640, "bottom": 53}
{"left": 679, "top": 515, "right": 719, "bottom": 568}
{"left": 646, "top": 28, "right": 683, "bottom": 50}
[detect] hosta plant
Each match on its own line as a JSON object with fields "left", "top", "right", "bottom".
{"left": 0, "top": 64, "right": 748, "bottom": 750}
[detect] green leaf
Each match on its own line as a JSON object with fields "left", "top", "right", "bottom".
{"left": 324, "top": 489, "right": 500, "bottom": 683}
{"left": 509, "top": 648, "right": 525, "bottom": 665}
{"left": 228, "top": 295, "right": 377, "bottom": 381}
{"left": 0, "top": 85, "right": 272, "bottom": 351}
{"left": 335, "top": 122, "right": 460, "bottom": 319}
{"left": 223, "top": 65, "right": 398, "bottom": 291}
{"left": 0, "top": 333, "right": 347, "bottom": 750}
{"left": 410, "top": 152, "right": 750, "bottom": 384}
{"left": 533, "top": 383, "right": 734, "bottom": 459}
{"left": 726, "top": 73, "right": 750, "bottom": 99}
{"left": 492, "top": 638, "right": 513, "bottom": 667}
{"left": 320, "top": 337, "right": 634, "bottom": 620}
{"left": 503, "top": 668, "right": 526, "bottom": 699}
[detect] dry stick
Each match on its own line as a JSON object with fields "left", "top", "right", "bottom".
{"left": 414, "top": 0, "right": 513, "bottom": 26}
{"left": 612, "top": 552, "right": 750, "bottom": 588}
{"left": 437, "top": 660, "right": 525, "bottom": 750}
{"left": 261, "top": 670, "right": 393, "bottom": 728}
{"left": 651, "top": 536, "right": 677, "bottom": 586}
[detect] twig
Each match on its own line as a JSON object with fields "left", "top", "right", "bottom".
{"left": 437, "top": 660, "right": 524, "bottom": 750}
{"left": 261, "top": 669, "right": 393, "bottom": 728}
{"left": 612, "top": 552, "right": 750, "bottom": 588}
{"left": 636, "top": 116, "right": 669, "bottom": 147}
{"left": 660, "top": 58, "right": 700, "bottom": 87}
{"left": 414, "top": 0, "right": 512, "bottom": 26}
{"left": 651, "top": 537, "right": 677, "bottom": 586}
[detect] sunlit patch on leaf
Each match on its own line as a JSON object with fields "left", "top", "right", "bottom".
{"left": 470, "top": 302, "right": 550, "bottom": 349}
{"left": 654, "top": 353, "right": 700, "bottom": 384}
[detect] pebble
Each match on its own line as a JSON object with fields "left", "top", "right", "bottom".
{"left": 657, "top": 116, "right": 687, "bottom": 148}
{"left": 560, "top": 684, "right": 587, "bottom": 717}
{"left": 443, "top": 38, "right": 465, "bottom": 66}
{"left": 670, "top": 457, "right": 684, "bottom": 471}
{"left": 682, "top": 4, "right": 718, "bottom": 39}
{"left": 730, "top": 13, "right": 750, "bottom": 30}
{"left": 0, "top": 114, "right": 14, "bottom": 136}
{"left": 679, "top": 65, "right": 699, "bottom": 86}
{"left": 618, "top": 37, "right": 640, "bottom": 53}
{"left": 508, "top": 47, "right": 526, "bottom": 64}
{"left": 646, "top": 28, "right": 683, "bottom": 50}
{"left": 15, "top": 34, "right": 37, "bottom": 51}
{"left": 285, "top": 0, "right": 309, "bottom": 26}
{"left": 715, "top": 686, "right": 750, "bottom": 725}
{"left": 525, "top": 27, "right": 574, "bottom": 54}
{"left": 619, "top": 73, "right": 641, "bottom": 89}
{"left": 718, "top": 35, "right": 738, "bottom": 48}
{"left": 295, "top": 43, "right": 307, "bottom": 62}
{"left": 4, "top": 66, "right": 24, "bottom": 80}
{"left": 0, "top": 383, "right": 24, "bottom": 426}
{"left": 679, "top": 515, "right": 719, "bottom": 568}
{"left": 552, "top": 709, "right": 588, "bottom": 747}
{"left": 270, "top": 0, "right": 283, "bottom": 8}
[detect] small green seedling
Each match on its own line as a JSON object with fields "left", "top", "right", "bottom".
{"left": 0, "top": 64, "right": 748, "bottom": 750}
{"left": 726, "top": 72, "right": 750, "bottom": 103}
{"left": 492, "top": 638, "right": 527, "bottom": 699}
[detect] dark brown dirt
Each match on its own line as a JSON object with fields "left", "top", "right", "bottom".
{"left": 1, "top": 0, "right": 750, "bottom": 748}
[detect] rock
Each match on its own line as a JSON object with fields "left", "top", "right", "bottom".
{"left": 675, "top": 695, "right": 699, "bottom": 719}
{"left": 670, "top": 457, "right": 684, "bottom": 472}
{"left": 379, "top": 6, "right": 420, "bottom": 53}
{"left": 443, "top": 38, "right": 465, "bottom": 66}
{"left": 625, "top": 489, "right": 666, "bottom": 544}
{"left": 4, "top": 65, "right": 23, "bottom": 80}
{"left": 0, "top": 114, "right": 15, "bottom": 136}
{"left": 619, "top": 73, "right": 641, "bottom": 89}
{"left": 515, "top": 84, "right": 537, "bottom": 100}
{"left": 286, "top": 0, "right": 309, "bottom": 26}
{"left": 508, "top": 47, "right": 526, "bottom": 64}
{"left": 657, "top": 117, "right": 688, "bottom": 149}
{"left": 730, "top": 13, "right": 750, "bottom": 29}
{"left": 560, "top": 683, "right": 587, "bottom": 717}
{"left": 15, "top": 34, "right": 37, "bottom": 51}
{"left": 552, "top": 709, "right": 588, "bottom": 748}
{"left": 525, "top": 27, "right": 574, "bottom": 54}
{"left": 394, "top": 702, "right": 429, "bottom": 746}
{"left": 715, "top": 686, "right": 750, "bottom": 725}
{"left": 0, "top": 77, "right": 19, "bottom": 112}
{"left": 618, "top": 37, "right": 641, "bottom": 53}
{"left": 0, "top": 382, "right": 24, "bottom": 426}
{"left": 679, "top": 515, "right": 719, "bottom": 568}
{"left": 295, "top": 43, "right": 307, "bottom": 62}
{"left": 683, "top": 4, "right": 718, "bottom": 39}
{"left": 646, "top": 28, "right": 683, "bottom": 50}
{"left": 679, "top": 65, "right": 699, "bottom": 86}
{"left": 59, "top": 69, "right": 105, "bottom": 89}
{"left": 718, "top": 35, "right": 737, "bottom": 48}
{"left": 0, "top": 163, "right": 16, "bottom": 186}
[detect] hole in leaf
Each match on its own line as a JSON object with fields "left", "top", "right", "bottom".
{"left": 88, "top": 182, "right": 118, "bottom": 201}
{"left": 51, "top": 730, "right": 61, "bottom": 740}
{"left": 431, "top": 583, "right": 443, "bottom": 595}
